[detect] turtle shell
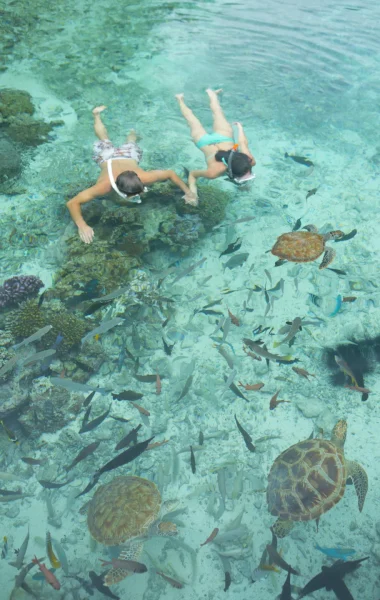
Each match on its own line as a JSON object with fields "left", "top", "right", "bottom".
{"left": 266, "top": 439, "right": 346, "bottom": 522}
{"left": 87, "top": 475, "right": 161, "bottom": 545}
{"left": 271, "top": 231, "right": 324, "bottom": 263}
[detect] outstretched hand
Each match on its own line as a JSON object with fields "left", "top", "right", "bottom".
{"left": 183, "top": 192, "right": 198, "bottom": 207}
{"left": 79, "top": 224, "right": 95, "bottom": 244}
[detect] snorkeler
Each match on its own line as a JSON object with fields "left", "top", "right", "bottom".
{"left": 66, "top": 106, "right": 197, "bottom": 244}
{"left": 175, "top": 89, "right": 256, "bottom": 198}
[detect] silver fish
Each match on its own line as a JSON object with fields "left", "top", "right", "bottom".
{"left": 91, "top": 286, "right": 130, "bottom": 302}
{"left": 9, "top": 527, "right": 29, "bottom": 569}
{"left": 223, "top": 253, "right": 249, "bottom": 271}
{"left": 81, "top": 317, "right": 124, "bottom": 345}
{"left": 221, "top": 317, "right": 231, "bottom": 344}
{"left": 277, "top": 317, "right": 302, "bottom": 345}
{"left": 50, "top": 377, "right": 108, "bottom": 395}
{"left": 0, "top": 355, "right": 19, "bottom": 377}
{"left": 172, "top": 257, "right": 207, "bottom": 284}
{"left": 217, "top": 346, "right": 234, "bottom": 369}
{"left": 13, "top": 325, "right": 52, "bottom": 350}
{"left": 0, "top": 472, "right": 27, "bottom": 482}
{"left": 177, "top": 373, "right": 193, "bottom": 402}
{"left": 224, "top": 369, "right": 237, "bottom": 390}
{"left": 22, "top": 349, "right": 56, "bottom": 366}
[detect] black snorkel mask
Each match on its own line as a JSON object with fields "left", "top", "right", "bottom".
{"left": 223, "top": 150, "right": 256, "bottom": 186}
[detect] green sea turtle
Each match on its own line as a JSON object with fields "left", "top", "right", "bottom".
{"left": 87, "top": 475, "right": 177, "bottom": 586}
{"left": 271, "top": 225, "right": 344, "bottom": 269}
{"left": 266, "top": 420, "right": 368, "bottom": 537}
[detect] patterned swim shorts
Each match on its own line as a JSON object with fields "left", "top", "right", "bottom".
{"left": 92, "top": 139, "right": 143, "bottom": 165}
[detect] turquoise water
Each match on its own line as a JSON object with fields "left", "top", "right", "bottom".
{"left": 1, "top": 0, "right": 380, "bottom": 598}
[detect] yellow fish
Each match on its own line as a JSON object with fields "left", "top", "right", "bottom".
{"left": 46, "top": 531, "right": 61, "bottom": 569}
{"left": 0, "top": 420, "right": 18, "bottom": 444}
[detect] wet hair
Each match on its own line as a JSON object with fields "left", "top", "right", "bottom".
{"left": 115, "top": 170, "right": 144, "bottom": 196}
{"left": 215, "top": 150, "right": 252, "bottom": 177}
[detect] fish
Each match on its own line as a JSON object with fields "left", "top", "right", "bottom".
{"left": 0, "top": 354, "right": 19, "bottom": 377}
{"left": 306, "top": 187, "right": 318, "bottom": 199}
{"left": 146, "top": 439, "right": 169, "bottom": 450}
{"left": 327, "top": 267, "right": 347, "bottom": 275}
{"left": 298, "top": 556, "right": 368, "bottom": 599}
{"left": 83, "top": 389, "right": 98, "bottom": 407}
{"left": 292, "top": 218, "right": 302, "bottom": 232}
{"left": 38, "top": 479, "right": 70, "bottom": 489}
{"left": 225, "top": 377, "right": 249, "bottom": 402}
{"left": 171, "top": 257, "right": 207, "bottom": 284}
{"left": 233, "top": 215, "right": 256, "bottom": 224}
{"left": 224, "top": 571, "right": 232, "bottom": 591}
{"left": 227, "top": 307, "right": 240, "bottom": 326}
{"left": 81, "top": 318, "right": 124, "bottom": 345}
{"left": 200, "top": 527, "right": 219, "bottom": 547}
{"left": 315, "top": 544, "right": 356, "bottom": 561}
{"left": 50, "top": 377, "right": 108, "bottom": 395}
{"left": 46, "top": 531, "right": 61, "bottom": 569}
{"left": 279, "top": 568, "right": 292, "bottom": 600}
{"left": 238, "top": 381, "right": 264, "bottom": 391}
{"left": 111, "top": 390, "right": 143, "bottom": 401}
{"left": 292, "top": 366, "right": 315, "bottom": 380}
{"left": 81, "top": 405, "right": 92, "bottom": 431}
{"left": 274, "top": 317, "right": 302, "bottom": 347}
{"left": 0, "top": 420, "right": 18, "bottom": 443}
{"left": 285, "top": 152, "right": 314, "bottom": 167}
{"left": 156, "top": 571, "right": 184, "bottom": 589}
{"left": 91, "top": 286, "right": 130, "bottom": 303}
{"left": 21, "top": 457, "right": 45, "bottom": 466}
{"left": 9, "top": 527, "right": 29, "bottom": 569}
{"left": 65, "top": 441, "right": 101, "bottom": 471}
{"left": 110, "top": 415, "right": 130, "bottom": 423}
{"left": 115, "top": 424, "right": 142, "bottom": 451}
{"left": 96, "top": 436, "right": 154, "bottom": 478}
{"left": 234, "top": 415, "right": 255, "bottom": 452}
{"left": 89, "top": 570, "right": 120, "bottom": 599}
{"left": 223, "top": 252, "right": 249, "bottom": 271}
{"left": 0, "top": 471, "right": 26, "bottom": 482}
{"left": 131, "top": 402, "right": 150, "bottom": 416}
{"left": 344, "top": 384, "right": 371, "bottom": 394}
{"left": 334, "top": 229, "right": 357, "bottom": 243}
{"left": 1, "top": 536, "right": 8, "bottom": 559}
{"left": 100, "top": 558, "right": 147, "bottom": 573}
{"left": 243, "top": 338, "right": 283, "bottom": 361}
{"left": 79, "top": 406, "right": 111, "bottom": 433}
{"left": 199, "top": 431, "right": 204, "bottom": 445}
{"left": 23, "top": 348, "right": 57, "bottom": 367}
{"left": 217, "top": 345, "right": 234, "bottom": 369}
{"left": 342, "top": 296, "right": 357, "bottom": 303}
{"left": 219, "top": 238, "right": 242, "bottom": 258}
{"left": 32, "top": 556, "right": 60, "bottom": 589}
{"left": 202, "top": 299, "right": 223, "bottom": 309}
{"left": 177, "top": 373, "right": 193, "bottom": 402}
{"left": 156, "top": 373, "right": 161, "bottom": 395}
{"left": 134, "top": 373, "right": 157, "bottom": 383}
{"left": 12, "top": 325, "right": 53, "bottom": 350}
{"left": 84, "top": 299, "right": 114, "bottom": 316}
{"left": 0, "top": 493, "right": 32, "bottom": 502}
{"left": 190, "top": 445, "right": 196, "bottom": 474}
{"left": 163, "top": 337, "right": 175, "bottom": 355}
{"left": 198, "top": 308, "right": 224, "bottom": 316}
{"left": 270, "top": 390, "right": 290, "bottom": 410}
{"left": 334, "top": 355, "right": 358, "bottom": 387}
{"left": 266, "top": 543, "right": 299, "bottom": 574}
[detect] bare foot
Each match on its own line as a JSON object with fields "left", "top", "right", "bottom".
{"left": 175, "top": 93, "right": 184, "bottom": 101}
{"left": 206, "top": 88, "right": 223, "bottom": 97}
{"left": 92, "top": 105, "right": 107, "bottom": 115}
{"left": 126, "top": 128, "right": 141, "bottom": 143}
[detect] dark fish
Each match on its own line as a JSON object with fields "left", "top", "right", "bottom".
{"left": 163, "top": 337, "right": 175, "bottom": 355}
{"left": 83, "top": 389, "right": 97, "bottom": 407}
{"left": 327, "top": 268, "right": 347, "bottom": 275}
{"left": 81, "top": 405, "right": 92, "bottom": 431}
{"left": 202, "top": 299, "right": 223, "bottom": 310}
{"left": 224, "top": 571, "right": 231, "bottom": 592}
{"left": 219, "top": 238, "right": 242, "bottom": 258}
{"left": 65, "top": 441, "right": 100, "bottom": 472}
{"left": 172, "top": 257, "right": 207, "bottom": 284}
{"left": 96, "top": 436, "right": 154, "bottom": 478}
{"left": 223, "top": 252, "right": 249, "bottom": 271}
{"left": 177, "top": 374, "right": 193, "bottom": 402}
{"left": 134, "top": 374, "right": 157, "bottom": 383}
{"left": 84, "top": 300, "right": 113, "bottom": 317}
{"left": 299, "top": 557, "right": 368, "bottom": 599}
{"left": 198, "top": 309, "right": 224, "bottom": 316}
{"left": 38, "top": 480, "right": 70, "bottom": 489}
{"left": 199, "top": 431, "right": 204, "bottom": 446}
{"left": 111, "top": 390, "right": 143, "bottom": 401}
{"left": 109, "top": 415, "right": 130, "bottom": 423}
{"left": 279, "top": 568, "right": 292, "bottom": 600}
{"left": 38, "top": 291, "right": 47, "bottom": 308}
{"left": 334, "top": 229, "right": 357, "bottom": 243}
{"left": 190, "top": 446, "right": 196, "bottom": 474}
{"left": 89, "top": 571, "right": 120, "bottom": 600}
{"left": 21, "top": 457, "right": 45, "bottom": 466}
{"left": 266, "top": 544, "right": 299, "bottom": 575}
{"left": 306, "top": 188, "right": 318, "bottom": 199}
{"left": 285, "top": 152, "right": 314, "bottom": 167}
{"left": 224, "top": 377, "right": 249, "bottom": 402}
{"left": 79, "top": 406, "right": 111, "bottom": 434}
{"left": 0, "top": 488, "right": 22, "bottom": 496}
{"left": 115, "top": 424, "right": 142, "bottom": 451}
{"left": 268, "top": 279, "right": 284, "bottom": 293}
{"left": 234, "top": 415, "right": 255, "bottom": 452}
{"left": 292, "top": 218, "right": 302, "bottom": 231}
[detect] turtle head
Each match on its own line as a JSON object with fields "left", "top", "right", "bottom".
{"left": 326, "top": 230, "right": 345, "bottom": 241}
{"left": 331, "top": 419, "right": 347, "bottom": 448}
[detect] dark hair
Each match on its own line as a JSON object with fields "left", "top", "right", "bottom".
{"left": 115, "top": 170, "right": 144, "bottom": 196}
{"left": 215, "top": 150, "right": 252, "bottom": 177}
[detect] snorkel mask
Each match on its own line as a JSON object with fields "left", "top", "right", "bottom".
{"left": 222, "top": 148, "right": 256, "bottom": 186}
{"left": 107, "top": 160, "right": 147, "bottom": 204}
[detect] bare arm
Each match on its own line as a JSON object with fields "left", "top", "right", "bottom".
{"left": 234, "top": 122, "right": 256, "bottom": 165}
{"left": 66, "top": 182, "right": 110, "bottom": 244}
{"left": 143, "top": 169, "right": 196, "bottom": 204}
{"left": 188, "top": 166, "right": 224, "bottom": 197}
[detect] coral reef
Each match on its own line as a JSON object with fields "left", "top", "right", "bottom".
{"left": 6, "top": 300, "right": 46, "bottom": 339}
{"left": 176, "top": 183, "right": 231, "bottom": 230}
{"left": 0, "top": 89, "right": 34, "bottom": 119}
{"left": 0, "top": 275, "right": 44, "bottom": 309}
{"left": 158, "top": 213, "right": 204, "bottom": 249}
{"left": 0, "top": 137, "right": 21, "bottom": 182}
{"left": 0, "top": 380, "right": 29, "bottom": 419}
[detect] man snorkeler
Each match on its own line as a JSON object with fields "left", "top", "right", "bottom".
{"left": 175, "top": 89, "right": 256, "bottom": 199}
{"left": 66, "top": 106, "right": 197, "bottom": 244}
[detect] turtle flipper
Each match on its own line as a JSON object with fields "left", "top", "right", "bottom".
{"left": 319, "top": 247, "right": 336, "bottom": 269}
{"left": 271, "top": 518, "right": 293, "bottom": 538}
{"left": 346, "top": 460, "right": 368, "bottom": 512}
{"left": 104, "top": 542, "right": 144, "bottom": 586}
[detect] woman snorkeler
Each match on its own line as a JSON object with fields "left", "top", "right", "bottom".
{"left": 175, "top": 88, "right": 256, "bottom": 201}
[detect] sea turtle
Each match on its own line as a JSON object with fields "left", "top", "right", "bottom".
{"left": 266, "top": 420, "right": 368, "bottom": 537}
{"left": 87, "top": 475, "right": 177, "bottom": 586}
{"left": 271, "top": 225, "right": 344, "bottom": 269}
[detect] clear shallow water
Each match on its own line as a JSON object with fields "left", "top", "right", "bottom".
{"left": 0, "top": 0, "right": 380, "bottom": 598}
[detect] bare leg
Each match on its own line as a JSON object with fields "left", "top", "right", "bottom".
{"left": 126, "top": 129, "right": 137, "bottom": 143}
{"left": 175, "top": 93, "right": 206, "bottom": 144}
{"left": 92, "top": 105, "right": 109, "bottom": 140}
{"left": 206, "top": 89, "right": 233, "bottom": 137}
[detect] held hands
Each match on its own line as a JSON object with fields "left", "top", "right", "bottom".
{"left": 183, "top": 191, "right": 198, "bottom": 207}
{"left": 78, "top": 224, "right": 95, "bottom": 244}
